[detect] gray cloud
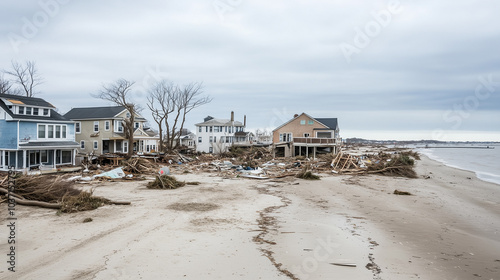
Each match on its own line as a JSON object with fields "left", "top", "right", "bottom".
{"left": 1, "top": 0, "right": 499, "bottom": 140}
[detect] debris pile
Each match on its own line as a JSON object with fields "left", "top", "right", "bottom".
{"left": 147, "top": 175, "right": 186, "bottom": 189}
{"left": 331, "top": 150, "right": 420, "bottom": 178}
{"left": 123, "top": 158, "right": 159, "bottom": 174}
{"left": 0, "top": 174, "right": 130, "bottom": 211}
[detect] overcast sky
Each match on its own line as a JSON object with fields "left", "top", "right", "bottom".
{"left": 1, "top": 0, "right": 499, "bottom": 141}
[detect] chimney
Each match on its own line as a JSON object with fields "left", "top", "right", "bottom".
{"left": 294, "top": 114, "right": 299, "bottom": 118}
{"left": 231, "top": 111, "right": 234, "bottom": 122}
{"left": 244, "top": 115, "right": 246, "bottom": 127}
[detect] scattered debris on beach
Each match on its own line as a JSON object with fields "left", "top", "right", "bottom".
{"left": 147, "top": 175, "right": 186, "bottom": 189}
{"left": 393, "top": 190, "right": 413, "bottom": 195}
{"left": 0, "top": 174, "right": 130, "bottom": 211}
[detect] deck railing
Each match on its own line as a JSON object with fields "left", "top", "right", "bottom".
{"left": 293, "top": 137, "right": 337, "bottom": 144}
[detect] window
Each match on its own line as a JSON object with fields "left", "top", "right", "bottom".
{"left": 115, "top": 120, "right": 123, "bottom": 132}
{"left": 308, "top": 120, "right": 314, "bottom": 125}
{"left": 38, "top": 125, "right": 46, "bottom": 138}
{"left": 123, "top": 141, "right": 128, "bottom": 153}
{"left": 225, "top": 126, "right": 228, "bottom": 133}
{"left": 213, "top": 136, "right": 216, "bottom": 143}
{"left": 43, "top": 109, "right": 49, "bottom": 116}
{"left": 19, "top": 106, "right": 24, "bottom": 114}
{"left": 33, "top": 108, "right": 39, "bottom": 115}
{"left": 41, "top": 150, "right": 48, "bottom": 163}
{"left": 75, "top": 122, "right": 81, "bottom": 134}
{"left": 209, "top": 136, "right": 213, "bottom": 143}
{"left": 300, "top": 120, "right": 306, "bottom": 125}
{"left": 199, "top": 126, "right": 202, "bottom": 132}
{"left": 62, "top": 126, "right": 67, "bottom": 138}
{"left": 134, "top": 122, "right": 140, "bottom": 129}
{"left": 304, "top": 133, "right": 310, "bottom": 137}
{"left": 209, "top": 147, "right": 213, "bottom": 153}
{"left": 205, "top": 126, "right": 208, "bottom": 132}
{"left": 209, "top": 126, "right": 213, "bottom": 132}
{"left": 93, "top": 141, "right": 98, "bottom": 150}
{"left": 94, "top": 121, "right": 99, "bottom": 132}
{"left": 61, "top": 151, "right": 72, "bottom": 164}
{"left": 55, "top": 126, "right": 61, "bottom": 138}
{"left": 48, "top": 125, "right": 54, "bottom": 138}
{"left": 81, "top": 141, "right": 85, "bottom": 149}
{"left": 214, "top": 126, "right": 219, "bottom": 133}
{"left": 198, "top": 137, "right": 202, "bottom": 143}
{"left": 26, "top": 107, "right": 32, "bottom": 115}
{"left": 317, "top": 132, "right": 332, "bottom": 138}
{"left": 105, "top": 121, "right": 110, "bottom": 131}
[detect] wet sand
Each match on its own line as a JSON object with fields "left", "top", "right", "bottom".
{"left": 1, "top": 155, "right": 499, "bottom": 279}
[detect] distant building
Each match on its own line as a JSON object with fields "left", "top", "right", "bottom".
{"left": 195, "top": 111, "right": 246, "bottom": 153}
{"left": 272, "top": 113, "right": 341, "bottom": 158}
{"left": 0, "top": 93, "right": 79, "bottom": 171}
{"left": 64, "top": 106, "right": 159, "bottom": 155}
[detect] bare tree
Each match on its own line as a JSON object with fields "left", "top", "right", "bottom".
{"left": 93, "top": 79, "right": 137, "bottom": 157}
{"left": 5, "top": 60, "right": 43, "bottom": 97}
{"left": 147, "top": 80, "right": 211, "bottom": 152}
{"left": 169, "top": 82, "right": 212, "bottom": 150}
{"left": 147, "top": 81, "right": 176, "bottom": 152}
{"left": 0, "top": 74, "right": 16, "bottom": 95}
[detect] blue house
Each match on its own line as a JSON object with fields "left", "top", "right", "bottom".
{"left": 0, "top": 93, "right": 79, "bottom": 171}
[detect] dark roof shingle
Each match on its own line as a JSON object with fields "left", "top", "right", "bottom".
{"left": 64, "top": 106, "right": 126, "bottom": 119}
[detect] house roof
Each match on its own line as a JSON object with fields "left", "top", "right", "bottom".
{"left": 195, "top": 118, "right": 244, "bottom": 127}
{"left": 0, "top": 93, "right": 55, "bottom": 108}
{"left": 315, "top": 118, "right": 338, "bottom": 130}
{"left": 272, "top": 113, "right": 339, "bottom": 132}
{"left": 0, "top": 94, "right": 72, "bottom": 122}
{"left": 64, "top": 106, "right": 126, "bottom": 119}
{"left": 64, "top": 106, "right": 147, "bottom": 121}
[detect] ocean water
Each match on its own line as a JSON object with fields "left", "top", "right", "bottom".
{"left": 415, "top": 144, "right": 500, "bottom": 185}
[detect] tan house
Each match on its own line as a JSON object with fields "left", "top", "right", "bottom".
{"left": 64, "top": 106, "right": 159, "bottom": 155}
{"left": 272, "top": 113, "right": 341, "bottom": 158}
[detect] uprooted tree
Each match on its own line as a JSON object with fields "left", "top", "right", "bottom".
{"left": 93, "top": 79, "right": 139, "bottom": 157}
{"left": 147, "top": 80, "right": 211, "bottom": 152}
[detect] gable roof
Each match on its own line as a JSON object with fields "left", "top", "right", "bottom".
{"left": 315, "top": 118, "right": 338, "bottom": 130}
{"left": 0, "top": 93, "right": 55, "bottom": 108}
{"left": 64, "top": 106, "right": 126, "bottom": 120}
{"left": 272, "top": 113, "right": 339, "bottom": 131}
{"left": 195, "top": 118, "right": 244, "bottom": 127}
{"left": 0, "top": 94, "right": 71, "bottom": 122}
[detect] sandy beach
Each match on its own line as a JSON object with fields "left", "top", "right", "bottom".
{"left": 1, "top": 155, "right": 499, "bottom": 280}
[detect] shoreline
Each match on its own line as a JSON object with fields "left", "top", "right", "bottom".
{"left": 416, "top": 148, "right": 500, "bottom": 186}
{"left": 1, "top": 155, "right": 499, "bottom": 279}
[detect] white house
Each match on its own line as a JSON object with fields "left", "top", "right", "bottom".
{"left": 195, "top": 112, "right": 246, "bottom": 153}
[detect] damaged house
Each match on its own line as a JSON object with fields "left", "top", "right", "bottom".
{"left": 0, "top": 93, "right": 79, "bottom": 171}
{"left": 63, "top": 106, "right": 159, "bottom": 155}
{"left": 195, "top": 111, "right": 249, "bottom": 154}
{"left": 272, "top": 113, "right": 341, "bottom": 158}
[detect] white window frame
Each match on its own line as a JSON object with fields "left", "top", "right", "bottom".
{"left": 93, "top": 121, "right": 99, "bottom": 132}
{"left": 105, "top": 121, "right": 110, "bottom": 131}
{"left": 93, "top": 141, "right": 98, "bottom": 150}
{"left": 300, "top": 120, "right": 306, "bottom": 125}
{"left": 198, "top": 137, "right": 202, "bottom": 143}
{"left": 199, "top": 126, "right": 202, "bottom": 133}
{"left": 75, "top": 122, "right": 81, "bottom": 134}
{"left": 114, "top": 120, "right": 124, "bottom": 132}
{"left": 123, "top": 141, "right": 129, "bottom": 154}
